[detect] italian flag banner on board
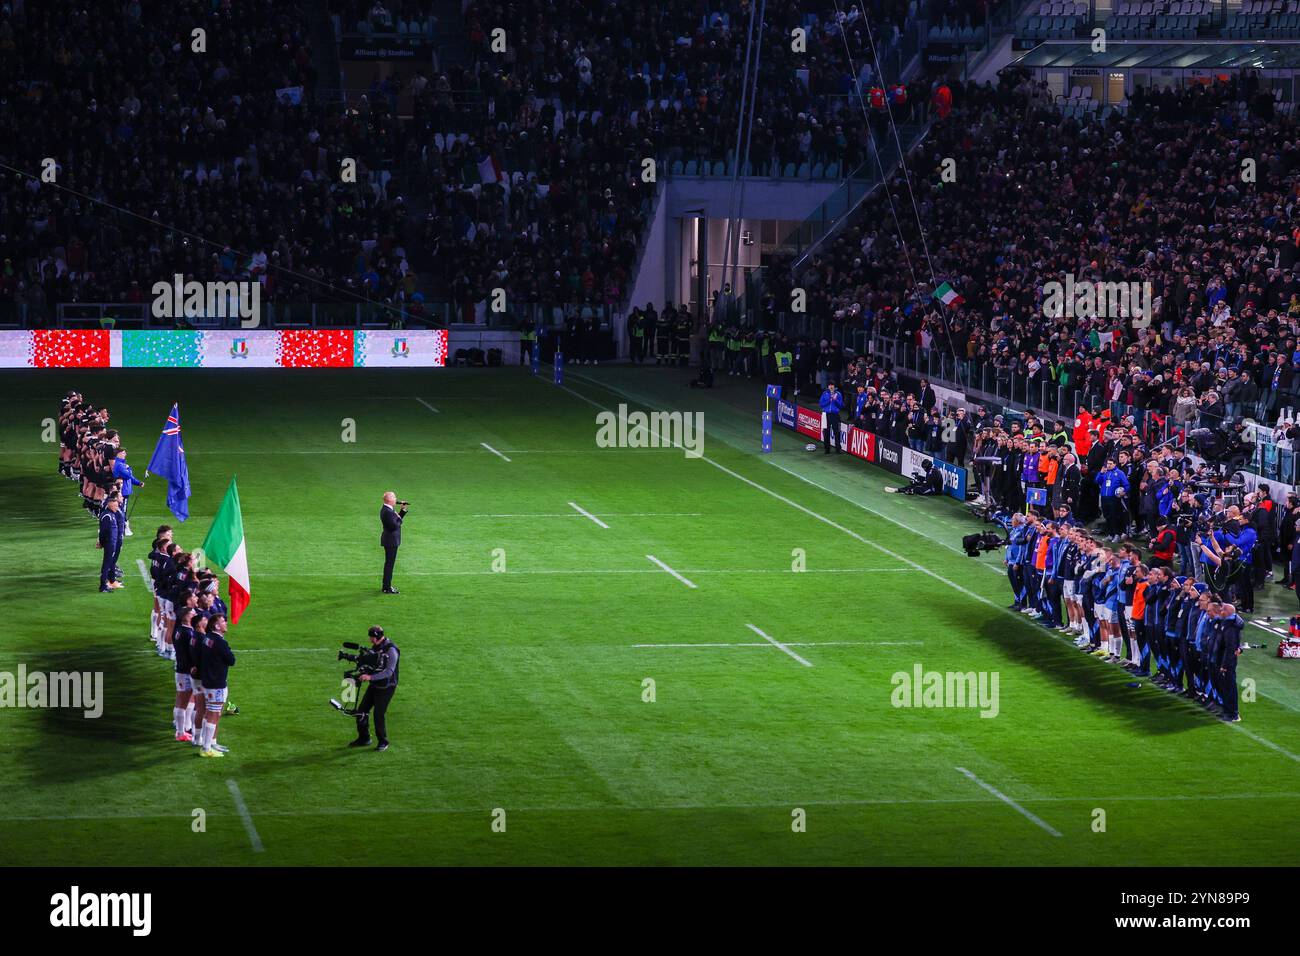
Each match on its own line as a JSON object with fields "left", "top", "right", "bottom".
{"left": 932, "top": 281, "right": 964, "bottom": 309}
{"left": 202, "top": 477, "right": 251, "bottom": 625}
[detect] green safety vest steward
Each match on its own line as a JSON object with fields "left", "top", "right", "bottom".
{"left": 632, "top": 323, "right": 644, "bottom": 338}
{"left": 775, "top": 351, "right": 793, "bottom": 373}
{"left": 727, "top": 336, "right": 741, "bottom": 351}
{"left": 760, "top": 338, "right": 770, "bottom": 356}
{"left": 709, "top": 329, "right": 724, "bottom": 344}
{"left": 521, "top": 328, "right": 537, "bottom": 341}
{"left": 741, "top": 337, "right": 755, "bottom": 350}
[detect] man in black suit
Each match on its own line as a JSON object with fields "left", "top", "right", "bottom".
{"left": 917, "top": 377, "right": 937, "bottom": 411}
{"left": 1053, "top": 453, "right": 1082, "bottom": 513}
{"left": 380, "top": 491, "right": 408, "bottom": 594}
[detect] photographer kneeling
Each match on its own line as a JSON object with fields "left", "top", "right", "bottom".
{"left": 889, "top": 459, "right": 945, "bottom": 496}
{"left": 350, "top": 626, "right": 400, "bottom": 753}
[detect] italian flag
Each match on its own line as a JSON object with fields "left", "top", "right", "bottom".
{"left": 202, "top": 477, "right": 251, "bottom": 625}
{"left": 933, "top": 281, "right": 964, "bottom": 308}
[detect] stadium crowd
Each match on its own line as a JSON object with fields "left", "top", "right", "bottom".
{"left": 0, "top": 0, "right": 956, "bottom": 324}
{"left": 611, "top": 71, "right": 1299, "bottom": 491}
{"left": 406, "top": 0, "right": 935, "bottom": 317}
{"left": 772, "top": 71, "right": 1300, "bottom": 477}
{"left": 0, "top": 0, "right": 417, "bottom": 319}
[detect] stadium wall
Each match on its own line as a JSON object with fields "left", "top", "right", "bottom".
{"left": 0, "top": 330, "right": 448, "bottom": 368}
{"left": 626, "top": 183, "right": 671, "bottom": 335}
{"left": 664, "top": 176, "right": 839, "bottom": 220}
{"left": 774, "top": 397, "right": 968, "bottom": 501}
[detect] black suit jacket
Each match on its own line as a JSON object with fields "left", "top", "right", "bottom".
{"left": 380, "top": 505, "right": 406, "bottom": 548}
{"left": 1056, "top": 464, "right": 1081, "bottom": 506}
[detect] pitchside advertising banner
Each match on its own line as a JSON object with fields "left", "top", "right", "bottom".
{"left": 0, "top": 330, "right": 448, "bottom": 368}
{"left": 774, "top": 399, "right": 967, "bottom": 501}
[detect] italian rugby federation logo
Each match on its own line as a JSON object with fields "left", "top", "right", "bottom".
{"left": 392, "top": 337, "right": 410, "bottom": 358}
{"left": 230, "top": 338, "right": 249, "bottom": 359}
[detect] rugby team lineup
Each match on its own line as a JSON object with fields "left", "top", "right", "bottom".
{"left": 0, "top": 0, "right": 1297, "bottom": 931}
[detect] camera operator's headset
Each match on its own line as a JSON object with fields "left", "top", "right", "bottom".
{"left": 368, "top": 626, "right": 385, "bottom": 641}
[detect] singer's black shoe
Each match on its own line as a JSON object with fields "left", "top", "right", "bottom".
{"left": 376, "top": 741, "right": 390, "bottom": 752}
{"left": 348, "top": 737, "right": 372, "bottom": 748}
{"left": 382, "top": 587, "right": 400, "bottom": 594}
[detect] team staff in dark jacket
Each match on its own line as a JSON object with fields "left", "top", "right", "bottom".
{"left": 351, "top": 626, "right": 400, "bottom": 752}
{"left": 379, "top": 491, "right": 409, "bottom": 594}
{"left": 1291, "top": 534, "right": 1300, "bottom": 609}
{"left": 943, "top": 407, "right": 970, "bottom": 465}
{"left": 96, "top": 495, "right": 124, "bottom": 592}
{"left": 1212, "top": 603, "right": 1244, "bottom": 722}
{"left": 196, "top": 614, "right": 235, "bottom": 757}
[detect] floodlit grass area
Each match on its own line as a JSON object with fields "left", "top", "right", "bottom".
{"left": 1, "top": 365, "right": 1297, "bottom": 865}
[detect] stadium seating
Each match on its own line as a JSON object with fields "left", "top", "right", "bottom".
{"left": 1016, "top": 2, "right": 1089, "bottom": 38}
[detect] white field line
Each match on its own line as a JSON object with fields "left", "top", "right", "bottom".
{"left": 767, "top": 459, "right": 1004, "bottom": 573}
{"left": 6, "top": 567, "right": 921, "bottom": 582}
{"left": 17, "top": 642, "right": 914, "bottom": 659}
{"left": 480, "top": 442, "right": 512, "bottom": 462}
{"left": 567, "top": 501, "right": 609, "bottom": 528}
{"left": 645, "top": 555, "right": 697, "bottom": 589}
{"left": 413, "top": 397, "right": 440, "bottom": 413}
{"left": 551, "top": 375, "right": 1300, "bottom": 767}
{"left": 7, "top": 791, "right": 1298, "bottom": 823}
{"left": 468, "top": 512, "right": 703, "bottom": 518}
{"left": 745, "top": 623, "right": 813, "bottom": 667}
{"left": 956, "top": 767, "right": 1062, "bottom": 838}
{"left": 135, "top": 558, "right": 154, "bottom": 592}
{"left": 225, "top": 779, "right": 265, "bottom": 853}
{"left": 565, "top": 370, "right": 1003, "bottom": 574}
{"left": 15, "top": 450, "right": 686, "bottom": 457}
{"left": 633, "top": 640, "right": 922, "bottom": 648}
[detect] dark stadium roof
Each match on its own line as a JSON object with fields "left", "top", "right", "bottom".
{"left": 1011, "top": 41, "right": 1300, "bottom": 70}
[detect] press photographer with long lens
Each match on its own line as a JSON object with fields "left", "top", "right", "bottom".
{"left": 343, "top": 626, "right": 400, "bottom": 753}
{"left": 887, "top": 459, "right": 944, "bottom": 496}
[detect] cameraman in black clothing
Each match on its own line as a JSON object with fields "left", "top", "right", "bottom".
{"left": 892, "top": 460, "right": 944, "bottom": 496}
{"left": 351, "top": 625, "right": 400, "bottom": 752}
